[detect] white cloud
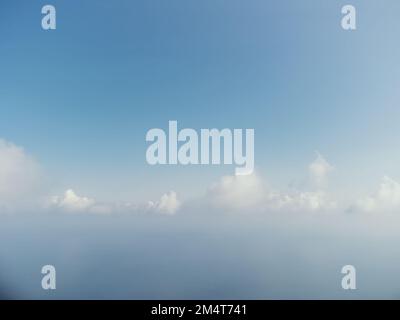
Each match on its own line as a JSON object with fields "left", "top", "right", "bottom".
{"left": 207, "top": 173, "right": 265, "bottom": 210}
{"left": 0, "top": 138, "right": 42, "bottom": 212}
{"left": 50, "top": 189, "right": 114, "bottom": 214}
{"left": 309, "top": 152, "right": 333, "bottom": 186}
{"left": 147, "top": 191, "right": 181, "bottom": 215}
{"left": 354, "top": 176, "right": 400, "bottom": 213}
{"left": 206, "top": 172, "right": 335, "bottom": 213}
{"left": 51, "top": 189, "right": 96, "bottom": 212}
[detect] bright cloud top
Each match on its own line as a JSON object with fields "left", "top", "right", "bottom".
{"left": 207, "top": 173, "right": 265, "bottom": 210}
{"left": 147, "top": 191, "right": 181, "bottom": 215}
{"left": 51, "top": 189, "right": 96, "bottom": 212}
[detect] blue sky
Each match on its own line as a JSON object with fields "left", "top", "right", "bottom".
{"left": 2, "top": 0, "right": 400, "bottom": 204}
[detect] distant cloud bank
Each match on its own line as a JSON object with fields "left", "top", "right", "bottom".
{"left": 1, "top": 137, "right": 400, "bottom": 216}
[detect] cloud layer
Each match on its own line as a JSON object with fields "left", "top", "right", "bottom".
{"left": 2, "top": 137, "right": 400, "bottom": 216}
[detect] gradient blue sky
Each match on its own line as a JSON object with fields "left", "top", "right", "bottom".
{"left": 1, "top": 0, "right": 400, "bottom": 203}
{"left": 3, "top": 0, "right": 400, "bottom": 300}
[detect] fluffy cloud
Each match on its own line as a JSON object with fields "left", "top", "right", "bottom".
{"left": 51, "top": 189, "right": 97, "bottom": 212}
{"left": 0, "top": 137, "right": 373, "bottom": 216}
{"left": 0, "top": 137, "right": 182, "bottom": 215}
{"left": 353, "top": 176, "right": 400, "bottom": 213}
{"left": 147, "top": 191, "right": 181, "bottom": 215}
{"left": 207, "top": 173, "right": 265, "bottom": 210}
{"left": 49, "top": 189, "right": 129, "bottom": 214}
{"left": 206, "top": 172, "right": 335, "bottom": 213}
{"left": 203, "top": 153, "right": 336, "bottom": 213}
{"left": 0, "top": 139, "right": 42, "bottom": 212}
{"left": 0, "top": 137, "right": 336, "bottom": 215}
{"left": 50, "top": 189, "right": 181, "bottom": 215}
{"left": 309, "top": 152, "right": 333, "bottom": 186}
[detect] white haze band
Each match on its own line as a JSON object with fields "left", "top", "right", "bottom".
{"left": 146, "top": 121, "right": 254, "bottom": 175}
